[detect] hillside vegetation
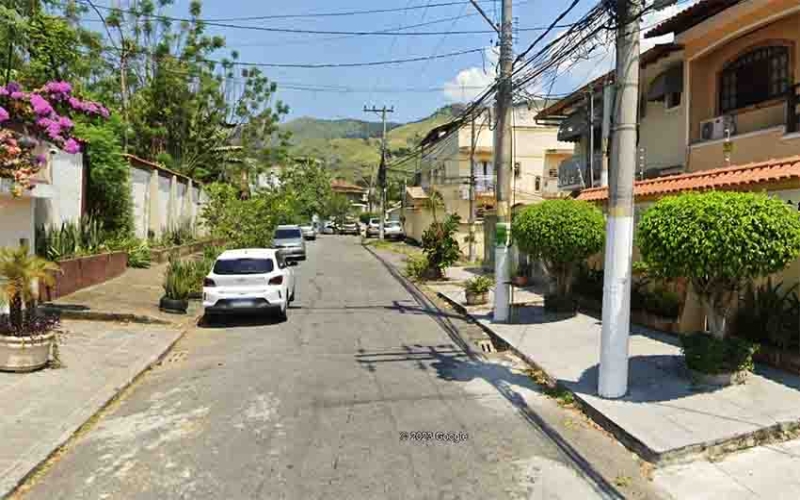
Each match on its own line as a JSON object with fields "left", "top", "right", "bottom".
{"left": 283, "top": 105, "right": 463, "bottom": 182}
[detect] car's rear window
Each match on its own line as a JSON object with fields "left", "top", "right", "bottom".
{"left": 387, "top": 222, "right": 401, "bottom": 227}
{"left": 275, "top": 228, "right": 302, "bottom": 239}
{"left": 213, "top": 258, "right": 274, "bottom": 275}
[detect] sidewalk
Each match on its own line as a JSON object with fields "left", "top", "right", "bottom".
{"left": 0, "top": 320, "right": 184, "bottom": 497}
{"left": 1, "top": 262, "right": 197, "bottom": 497}
{"left": 42, "top": 261, "right": 201, "bottom": 324}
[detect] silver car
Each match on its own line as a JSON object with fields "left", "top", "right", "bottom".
{"left": 273, "top": 225, "right": 307, "bottom": 261}
{"left": 299, "top": 224, "right": 316, "bottom": 240}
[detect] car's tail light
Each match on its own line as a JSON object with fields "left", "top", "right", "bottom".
{"left": 269, "top": 275, "right": 283, "bottom": 285}
{"left": 203, "top": 278, "right": 216, "bottom": 287}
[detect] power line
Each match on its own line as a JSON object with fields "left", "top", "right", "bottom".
{"left": 103, "top": 45, "right": 485, "bottom": 69}
{"left": 73, "top": 0, "right": 576, "bottom": 37}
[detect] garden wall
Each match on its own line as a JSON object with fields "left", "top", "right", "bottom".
{"left": 149, "top": 239, "right": 221, "bottom": 264}
{"left": 40, "top": 251, "right": 128, "bottom": 301}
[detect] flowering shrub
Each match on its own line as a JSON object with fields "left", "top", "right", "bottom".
{"left": 0, "top": 80, "right": 110, "bottom": 195}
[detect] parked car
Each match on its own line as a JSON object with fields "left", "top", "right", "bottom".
{"left": 203, "top": 248, "right": 296, "bottom": 320}
{"left": 340, "top": 220, "right": 360, "bottom": 235}
{"left": 366, "top": 218, "right": 381, "bottom": 238}
{"left": 273, "top": 225, "right": 307, "bottom": 261}
{"left": 322, "top": 221, "right": 336, "bottom": 234}
{"left": 299, "top": 224, "right": 316, "bottom": 240}
{"left": 384, "top": 220, "right": 405, "bottom": 241}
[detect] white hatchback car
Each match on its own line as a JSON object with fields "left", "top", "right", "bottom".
{"left": 203, "top": 249, "right": 296, "bottom": 320}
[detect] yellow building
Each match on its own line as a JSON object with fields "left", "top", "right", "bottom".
{"left": 404, "top": 104, "right": 573, "bottom": 261}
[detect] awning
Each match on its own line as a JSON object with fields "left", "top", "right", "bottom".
{"left": 647, "top": 64, "right": 683, "bottom": 101}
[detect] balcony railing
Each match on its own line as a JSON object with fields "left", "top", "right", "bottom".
{"left": 787, "top": 83, "right": 800, "bottom": 134}
{"left": 475, "top": 175, "right": 495, "bottom": 194}
{"left": 558, "top": 153, "right": 602, "bottom": 190}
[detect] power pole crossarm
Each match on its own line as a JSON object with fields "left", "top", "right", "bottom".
{"left": 469, "top": 0, "right": 501, "bottom": 34}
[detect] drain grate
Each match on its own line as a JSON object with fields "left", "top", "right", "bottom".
{"left": 477, "top": 339, "right": 496, "bottom": 353}
{"left": 161, "top": 350, "right": 188, "bottom": 365}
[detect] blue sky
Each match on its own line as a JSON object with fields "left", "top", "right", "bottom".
{"left": 87, "top": 0, "right": 689, "bottom": 123}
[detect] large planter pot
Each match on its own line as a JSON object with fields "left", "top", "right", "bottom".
{"left": 689, "top": 368, "right": 749, "bottom": 387}
{"left": 0, "top": 332, "right": 55, "bottom": 372}
{"left": 512, "top": 276, "right": 529, "bottom": 287}
{"left": 159, "top": 296, "right": 188, "bottom": 314}
{"left": 465, "top": 291, "right": 488, "bottom": 306}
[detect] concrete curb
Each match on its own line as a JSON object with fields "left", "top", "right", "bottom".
{"left": 433, "top": 289, "right": 800, "bottom": 467}
{"left": 38, "top": 306, "right": 172, "bottom": 325}
{"left": 3, "top": 319, "right": 196, "bottom": 499}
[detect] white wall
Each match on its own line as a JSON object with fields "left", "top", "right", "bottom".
{"left": 157, "top": 174, "right": 171, "bottom": 231}
{"left": 176, "top": 180, "right": 187, "bottom": 225}
{"left": 130, "top": 166, "right": 150, "bottom": 239}
{"left": 0, "top": 194, "right": 35, "bottom": 250}
{"left": 32, "top": 150, "right": 84, "bottom": 229}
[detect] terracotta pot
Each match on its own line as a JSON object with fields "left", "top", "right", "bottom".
{"left": 465, "top": 291, "right": 488, "bottom": 306}
{"left": 0, "top": 331, "right": 55, "bottom": 372}
{"left": 159, "top": 296, "right": 188, "bottom": 314}
{"left": 512, "top": 276, "right": 529, "bottom": 287}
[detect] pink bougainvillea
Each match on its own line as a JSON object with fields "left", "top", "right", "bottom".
{"left": 0, "top": 80, "right": 110, "bottom": 196}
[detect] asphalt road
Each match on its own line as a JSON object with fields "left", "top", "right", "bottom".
{"left": 20, "top": 236, "right": 623, "bottom": 500}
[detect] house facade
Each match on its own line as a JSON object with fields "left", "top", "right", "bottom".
{"left": 330, "top": 178, "right": 368, "bottom": 212}
{"left": 646, "top": 0, "right": 800, "bottom": 172}
{"left": 536, "top": 43, "right": 688, "bottom": 191}
{"left": 404, "top": 105, "right": 573, "bottom": 260}
{"left": 0, "top": 141, "right": 85, "bottom": 252}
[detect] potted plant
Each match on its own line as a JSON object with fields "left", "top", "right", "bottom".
{"left": 0, "top": 246, "right": 61, "bottom": 372}
{"left": 464, "top": 275, "right": 494, "bottom": 306}
{"left": 160, "top": 259, "right": 191, "bottom": 314}
{"left": 421, "top": 214, "right": 461, "bottom": 280}
{"left": 512, "top": 260, "right": 531, "bottom": 287}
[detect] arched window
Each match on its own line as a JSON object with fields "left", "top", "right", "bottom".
{"left": 719, "top": 45, "right": 790, "bottom": 113}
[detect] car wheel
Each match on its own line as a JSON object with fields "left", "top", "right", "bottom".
{"left": 277, "top": 302, "right": 288, "bottom": 321}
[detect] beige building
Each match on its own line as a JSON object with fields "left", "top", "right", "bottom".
{"left": 404, "top": 104, "right": 573, "bottom": 261}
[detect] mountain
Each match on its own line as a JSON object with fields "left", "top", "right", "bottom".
{"left": 282, "top": 104, "right": 465, "bottom": 182}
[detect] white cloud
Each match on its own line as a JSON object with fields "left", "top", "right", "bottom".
{"left": 443, "top": 47, "right": 498, "bottom": 102}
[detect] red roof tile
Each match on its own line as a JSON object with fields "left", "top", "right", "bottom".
{"left": 331, "top": 178, "right": 367, "bottom": 193}
{"left": 577, "top": 156, "right": 800, "bottom": 202}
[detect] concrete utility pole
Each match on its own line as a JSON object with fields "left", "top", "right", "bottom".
{"left": 364, "top": 105, "right": 395, "bottom": 239}
{"left": 587, "top": 90, "right": 595, "bottom": 187}
{"left": 598, "top": 0, "right": 641, "bottom": 399}
{"left": 469, "top": 113, "right": 477, "bottom": 262}
{"left": 601, "top": 78, "right": 616, "bottom": 187}
{"left": 493, "top": 0, "right": 513, "bottom": 323}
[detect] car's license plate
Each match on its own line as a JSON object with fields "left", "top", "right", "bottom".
{"left": 232, "top": 300, "right": 255, "bottom": 308}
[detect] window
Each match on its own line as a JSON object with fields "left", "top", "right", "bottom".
{"left": 548, "top": 168, "right": 558, "bottom": 178}
{"left": 534, "top": 176, "right": 541, "bottom": 191}
{"left": 213, "top": 258, "right": 275, "bottom": 275}
{"left": 665, "top": 91, "right": 682, "bottom": 110}
{"left": 720, "top": 45, "right": 790, "bottom": 113}
{"left": 274, "top": 228, "right": 302, "bottom": 239}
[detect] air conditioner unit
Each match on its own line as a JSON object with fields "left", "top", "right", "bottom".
{"left": 700, "top": 115, "right": 737, "bottom": 141}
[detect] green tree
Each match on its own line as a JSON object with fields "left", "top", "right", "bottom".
{"left": 512, "top": 199, "right": 605, "bottom": 302}
{"left": 638, "top": 191, "right": 800, "bottom": 338}
{"left": 325, "top": 194, "right": 352, "bottom": 226}
{"left": 75, "top": 118, "right": 134, "bottom": 237}
{"left": 277, "top": 158, "right": 333, "bottom": 221}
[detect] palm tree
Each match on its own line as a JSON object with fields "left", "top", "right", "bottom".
{"left": 0, "top": 246, "right": 59, "bottom": 331}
